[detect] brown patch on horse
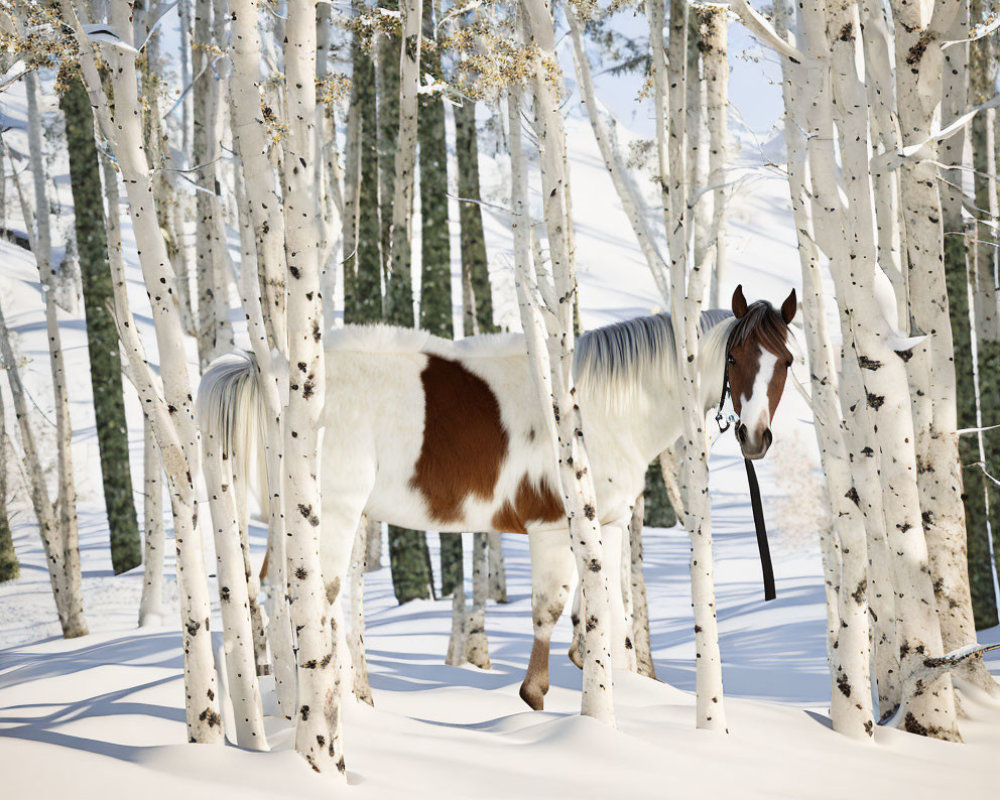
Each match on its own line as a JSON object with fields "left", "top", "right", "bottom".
{"left": 411, "top": 355, "right": 508, "bottom": 523}
{"left": 491, "top": 475, "right": 565, "bottom": 533}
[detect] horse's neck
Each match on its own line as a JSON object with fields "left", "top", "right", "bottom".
{"left": 629, "top": 316, "right": 733, "bottom": 465}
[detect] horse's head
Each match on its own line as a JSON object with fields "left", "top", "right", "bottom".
{"left": 726, "top": 285, "right": 797, "bottom": 460}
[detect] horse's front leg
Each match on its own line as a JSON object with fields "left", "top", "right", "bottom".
{"left": 520, "top": 528, "right": 575, "bottom": 711}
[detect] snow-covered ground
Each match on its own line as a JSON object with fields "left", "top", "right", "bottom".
{"left": 2, "top": 31, "right": 999, "bottom": 799}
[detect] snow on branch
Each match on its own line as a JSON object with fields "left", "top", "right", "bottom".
{"left": 941, "top": 11, "right": 1000, "bottom": 49}
{"left": 727, "top": 0, "right": 806, "bottom": 63}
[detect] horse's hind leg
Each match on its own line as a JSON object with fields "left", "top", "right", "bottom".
{"left": 319, "top": 464, "right": 375, "bottom": 704}
{"left": 520, "top": 528, "right": 575, "bottom": 711}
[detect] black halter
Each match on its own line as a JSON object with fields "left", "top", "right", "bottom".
{"left": 717, "top": 329, "right": 776, "bottom": 603}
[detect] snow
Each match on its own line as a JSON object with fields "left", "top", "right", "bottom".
{"left": 2, "top": 24, "right": 998, "bottom": 800}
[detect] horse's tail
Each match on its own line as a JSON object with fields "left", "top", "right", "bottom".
{"left": 196, "top": 351, "right": 271, "bottom": 532}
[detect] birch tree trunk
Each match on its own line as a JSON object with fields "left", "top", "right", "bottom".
{"left": 516, "top": 0, "right": 616, "bottom": 725}
{"left": 698, "top": 5, "right": 729, "bottom": 309}
{"left": 650, "top": 0, "right": 727, "bottom": 732}
{"left": 0, "top": 303, "right": 87, "bottom": 637}
{"left": 772, "top": 1, "right": 873, "bottom": 738}
{"left": 139, "top": 415, "right": 165, "bottom": 627}
{"left": 60, "top": 0, "right": 223, "bottom": 742}
{"left": 348, "top": 515, "right": 374, "bottom": 704}
{"left": 464, "top": 531, "right": 491, "bottom": 669}
{"left": 282, "top": 0, "right": 344, "bottom": 774}
{"left": 24, "top": 69, "right": 87, "bottom": 644}
{"left": 888, "top": 0, "right": 980, "bottom": 664}
{"left": 227, "top": 0, "right": 294, "bottom": 685}
{"left": 793, "top": 0, "right": 960, "bottom": 738}
{"left": 629, "top": 496, "right": 656, "bottom": 678}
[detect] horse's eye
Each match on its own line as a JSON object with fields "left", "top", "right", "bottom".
{"left": 727, "top": 355, "right": 736, "bottom": 365}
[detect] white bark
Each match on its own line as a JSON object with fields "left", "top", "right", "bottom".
{"left": 772, "top": 0, "right": 873, "bottom": 738}
{"left": 228, "top": 0, "right": 297, "bottom": 719}
{"left": 464, "top": 531, "right": 491, "bottom": 669}
{"left": 11, "top": 71, "right": 88, "bottom": 640}
{"left": 650, "top": 0, "right": 727, "bottom": 732}
{"left": 511, "top": 2, "right": 616, "bottom": 721}
{"left": 386, "top": 0, "right": 422, "bottom": 324}
{"left": 348, "top": 515, "right": 373, "bottom": 704}
{"left": 139, "top": 415, "right": 165, "bottom": 627}
{"left": 282, "top": 0, "right": 344, "bottom": 774}
{"left": 629, "top": 496, "right": 656, "bottom": 679}
{"left": 699, "top": 6, "right": 729, "bottom": 309}
{"left": 0, "top": 301, "right": 87, "bottom": 639}
{"left": 487, "top": 531, "right": 507, "bottom": 603}
{"left": 60, "top": 0, "right": 224, "bottom": 741}
{"left": 202, "top": 417, "right": 269, "bottom": 749}
{"left": 795, "top": 0, "right": 959, "bottom": 740}
{"left": 888, "top": 0, "right": 981, "bottom": 663}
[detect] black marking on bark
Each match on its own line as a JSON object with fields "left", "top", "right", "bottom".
{"left": 220, "top": 586, "right": 231, "bottom": 602}
{"left": 303, "top": 659, "right": 318, "bottom": 669}
{"left": 845, "top": 487, "right": 861, "bottom": 507}
{"left": 852, "top": 580, "right": 865, "bottom": 604}
{"left": 896, "top": 521, "right": 912, "bottom": 533}
{"left": 858, "top": 355, "right": 882, "bottom": 370}
{"left": 867, "top": 393, "right": 884, "bottom": 411}
{"left": 861, "top": 446, "right": 874, "bottom": 457}
{"left": 896, "top": 348, "right": 914, "bottom": 362}
{"left": 586, "top": 614, "right": 598, "bottom": 632}
{"left": 186, "top": 619, "right": 201, "bottom": 637}
{"left": 838, "top": 22, "right": 853, "bottom": 41}
{"left": 587, "top": 557, "right": 601, "bottom": 572}
{"left": 295, "top": 566, "right": 308, "bottom": 580}
{"left": 583, "top": 504, "right": 596, "bottom": 520}
{"left": 290, "top": 266, "right": 301, "bottom": 279}
{"left": 837, "top": 674, "right": 851, "bottom": 697}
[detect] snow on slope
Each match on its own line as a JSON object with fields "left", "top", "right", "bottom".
{"left": 2, "top": 48, "right": 999, "bottom": 800}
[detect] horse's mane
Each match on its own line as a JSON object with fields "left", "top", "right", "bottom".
{"left": 727, "top": 301, "right": 792, "bottom": 360}
{"left": 574, "top": 310, "right": 735, "bottom": 412}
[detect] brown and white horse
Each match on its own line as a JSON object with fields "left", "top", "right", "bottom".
{"left": 198, "top": 285, "right": 796, "bottom": 710}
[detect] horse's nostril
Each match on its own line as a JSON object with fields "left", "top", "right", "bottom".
{"left": 735, "top": 424, "right": 747, "bottom": 443}
{"left": 763, "top": 429, "right": 773, "bottom": 448}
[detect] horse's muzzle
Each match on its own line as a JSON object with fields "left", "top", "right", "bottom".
{"left": 736, "top": 423, "right": 772, "bottom": 460}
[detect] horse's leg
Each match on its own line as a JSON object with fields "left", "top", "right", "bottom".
{"left": 520, "top": 528, "right": 575, "bottom": 711}
{"left": 319, "top": 466, "right": 375, "bottom": 704}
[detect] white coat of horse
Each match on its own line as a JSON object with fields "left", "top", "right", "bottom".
{"left": 197, "top": 286, "right": 796, "bottom": 710}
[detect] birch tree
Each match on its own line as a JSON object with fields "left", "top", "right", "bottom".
{"left": 59, "top": 0, "right": 223, "bottom": 742}
{"left": 647, "top": 0, "right": 727, "bottom": 732}
{"left": 515, "top": 0, "right": 616, "bottom": 725}
{"left": 281, "top": 0, "right": 344, "bottom": 774}
{"left": 138, "top": 416, "right": 165, "bottom": 626}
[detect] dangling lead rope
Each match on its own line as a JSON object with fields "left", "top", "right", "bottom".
{"left": 717, "top": 332, "right": 776, "bottom": 602}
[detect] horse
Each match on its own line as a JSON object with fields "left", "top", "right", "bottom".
{"left": 197, "top": 284, "right": 797, "bottom": 711}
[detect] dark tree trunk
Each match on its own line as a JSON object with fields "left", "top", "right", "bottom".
{"left": 966, "top": 12, "right": 999, "bottom": 627}
{"left": 60, "top": 74, "right": 141, "bottom": 575}
{"left": 0, "top": 389, "right": 17, "bottom": 583}
{"left": 418, "top": 1, "right": 461, "bottom": 596}
{"left": 643, "top": 458, "right": 677, "bottom": 528}
{"left": 454, "top": 101, "right": 495, "bottom": 335}
{"left": 377, "top": 15, "right": 433, "bottom": 602}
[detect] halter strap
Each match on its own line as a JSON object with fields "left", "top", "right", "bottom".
{"left": 716, "top": 321, "right": 776, "bottom": 602}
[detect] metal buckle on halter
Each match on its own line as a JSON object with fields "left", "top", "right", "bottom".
{"left": 715, "top": 407, "right": 732, "bottom": 434}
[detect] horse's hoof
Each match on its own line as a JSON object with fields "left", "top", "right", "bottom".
{"left": 519, "top": 681, "right": 546, "bottom": 711}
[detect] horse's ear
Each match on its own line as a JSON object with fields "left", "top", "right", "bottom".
{"left": 781, "top": 289, "right": 797, "bottom": 324}
{"left": 732, "top": 285, "right": 748, "bottom": 319}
